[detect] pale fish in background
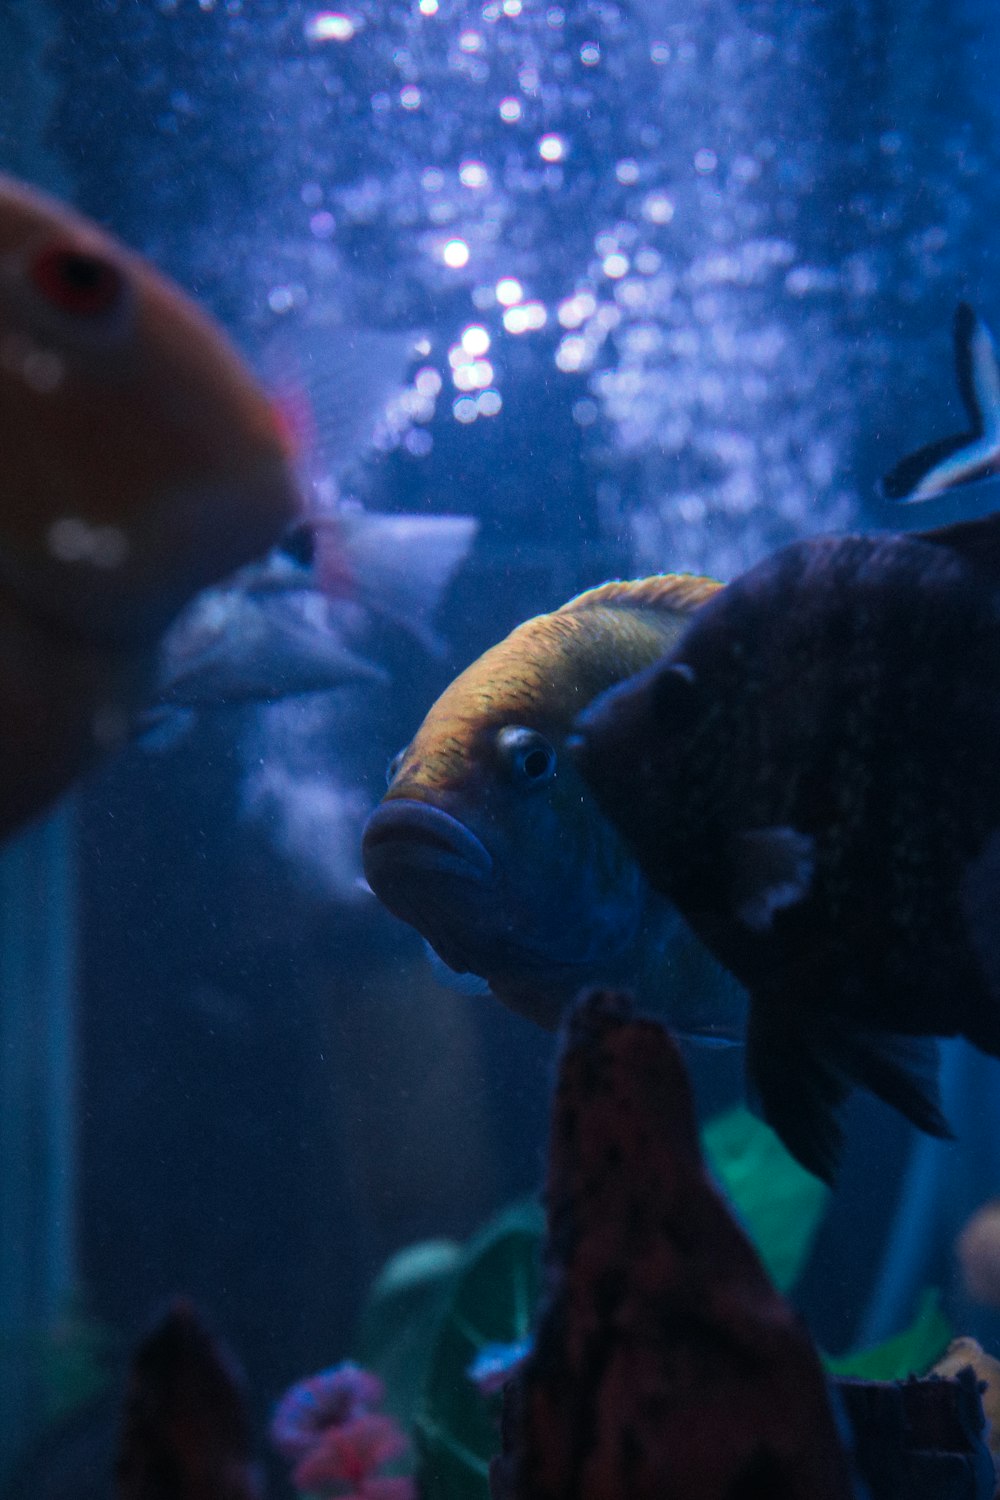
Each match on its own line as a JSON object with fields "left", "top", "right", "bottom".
{"left": 362, "top": 576, "right": 746, "bottom": 1035}
{"left": 151, "top": 566, "right": 386, "bottom": 713}
{"left": 147, "top": 311, "right": 478, "bottom": 726}
{"left": 0, "top": 171, "right": 300, "bottom": 835}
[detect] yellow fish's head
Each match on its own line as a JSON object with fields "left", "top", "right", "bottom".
{"left": 0, "top": 174, "right": 300, "bottom": 643}
{"left": 362, "top": 578, "right": 719, "bottom": 1027}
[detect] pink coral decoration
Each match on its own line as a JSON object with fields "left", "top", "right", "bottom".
{"left": 271, "top": 1363, "right": 385, "bottom": 1462}
{"left": 293, "top": 1413, "right": 412, "bottom": 1497}
{"left": 271, "top": 1363, "right": 414, "bottom": 1500}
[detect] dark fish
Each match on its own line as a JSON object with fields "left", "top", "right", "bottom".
{"left": 882, "top": 303, "right": 1000, "bottom": 503}
{"left": 571, "top": 510, "right": 1000, "bottom": 1182}
{"left": 497, "top": 988, "right": 857, "bottom": 1500}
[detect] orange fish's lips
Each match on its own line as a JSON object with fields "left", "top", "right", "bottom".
{"left": 362, "top": 799, "right": 494, "bottom": 885}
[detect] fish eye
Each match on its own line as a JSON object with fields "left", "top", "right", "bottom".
{"left": 650, "top": 661, "right": 699, "bottom": 727}
{"left": 496, "top": 726, "right": 557, "bottom": 788}
{"left": 386, "top": 748, "right": 406, "bottom": 786}
{"left": 29, "top": 245, "right": 125, "bottom": 318}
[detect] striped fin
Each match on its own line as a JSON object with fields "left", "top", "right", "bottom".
{"left": 557, "top": 573, "right": 721, "bottom": 618}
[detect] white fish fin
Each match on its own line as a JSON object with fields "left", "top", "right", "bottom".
{"left": 964, "top": 303, "right": 1000, "bottom": 438}
{"left": 882, "top": 304, "right": 1000, "bottom": 502}
{"left": 263, "top": 324, "right": 422, "bottom": 481}
{"left": 312, "top": 510, "right": 478, "bottom": 655}
{"left": 731, "top": 826, "right": 815, "bottom": 931}
{"left": 422, "top": 939, "right": 493, "bottom": 997}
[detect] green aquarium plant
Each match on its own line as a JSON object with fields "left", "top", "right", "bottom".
{"left": 825, "top": 1288, "right": 954, "bottom": 1382}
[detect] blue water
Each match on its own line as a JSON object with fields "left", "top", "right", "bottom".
{"left": 3, "top": 1, "right": 1000, "bottom": 1493}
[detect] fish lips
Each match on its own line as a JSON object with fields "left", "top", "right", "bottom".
{"left": 362, "top": 798, "right": 495, "bottom": 929}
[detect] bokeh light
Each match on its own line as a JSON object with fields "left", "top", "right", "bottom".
{"left": 442, "top": 239, "right": 470, "bottom": 268}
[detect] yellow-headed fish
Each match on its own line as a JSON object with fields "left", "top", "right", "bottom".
{"left": 362, "top": 575, "right": 743, "bottom": 1031}
{"left": 0, "top": 173, "right": 300, "bottom": 833}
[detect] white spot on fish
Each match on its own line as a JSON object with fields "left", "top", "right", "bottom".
{"left": 733, "top": 826, "right": 815, "bottom": 932}
{"left": 47, "top": 517, "right": 130, "bottom": 568}
{"left": 1, "top": 332, "right": 64, "bottom": 393}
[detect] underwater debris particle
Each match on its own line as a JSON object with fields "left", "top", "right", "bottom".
{"left": 499, "top": 97, "right": 522, "bottom": 122}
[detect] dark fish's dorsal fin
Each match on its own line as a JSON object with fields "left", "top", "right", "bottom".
{"left": 558, "top": 573, "right": 721, "bottom": 619}
{"left": 881, "top": 303, "right": 1000, "bottom": 503}
{"left": 915, "top": 510, "right": 1000, "bottom": 577}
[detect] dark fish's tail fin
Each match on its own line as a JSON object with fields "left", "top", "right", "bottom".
{"left": 747, "top": 1004, "right": 952, "bottom": 1185}
{"left": 881, "top": 303, "right": 1000, "bottom": 504}
{"left": 746, "top": 1005, "right": 850, "bottom": 1185}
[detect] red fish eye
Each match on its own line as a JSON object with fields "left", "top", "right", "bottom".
{"left": 29, "top": 246, "right": 125, "bottom": 317}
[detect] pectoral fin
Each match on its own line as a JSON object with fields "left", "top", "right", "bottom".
{"left": 732, "top": 827, "right": 815, "bottom": 932}
{"left": 747, "top": 1004, "right": 952, "bottom": 1184}
{"left": 422, "top": 939, "right": 493, "bottom": 997}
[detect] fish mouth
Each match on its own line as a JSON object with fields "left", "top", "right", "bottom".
{"left": 362, "top": 800, "right": 494, "bottom": 888}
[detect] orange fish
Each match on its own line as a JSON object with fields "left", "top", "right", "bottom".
{"left": 363, "top": 576, "right": 743, "bottom": 1035}
{"left": 0, "top": 173, "right": 300, "bottom": 832}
